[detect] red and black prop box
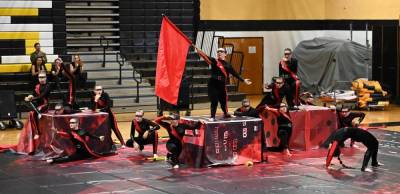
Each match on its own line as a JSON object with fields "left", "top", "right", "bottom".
{"left": 180, "top": 116, "right": 263, "bottom": 168}
{"left": 12, "top": 111, "right": 115, "bottom": 158}
{"left": 260, "top": 105, "right": 337, "bottom": 150}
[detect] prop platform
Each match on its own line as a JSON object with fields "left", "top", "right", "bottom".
{"left": 180, "top": 116, "right": 263, "bottom": 167}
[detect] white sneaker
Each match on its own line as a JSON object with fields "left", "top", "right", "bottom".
{"left": 362, "top": 168, "right": 373, "bottom": 172}
{"left": 46, "top": 159, "right": 53, "bottom": 164}
{"left": 208, "top": 117, "right": 216, "bottom": 122}
{"left": 173, "top": 164, "right": 179, "bottom": 169}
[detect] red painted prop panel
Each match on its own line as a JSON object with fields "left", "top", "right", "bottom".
{"left": 261, "top": 106, "right": 337, "bottom": 150}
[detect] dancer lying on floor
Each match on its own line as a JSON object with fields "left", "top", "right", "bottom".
{"left": 46, "top": 118, "right": 105, "bottom": 164}
{"left": 326, "top": 127, "right": 383, "bottom": 172}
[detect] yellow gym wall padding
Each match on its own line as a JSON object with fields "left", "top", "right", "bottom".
{"left": 0, "top": 8, "right": 38, "bottom": 16}
{"left": 0, "top": 63, "right": 51, "bottom": 73}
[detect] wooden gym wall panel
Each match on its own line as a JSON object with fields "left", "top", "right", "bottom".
{"left": 200, "top": 0, "right": 400, "bottom": 20}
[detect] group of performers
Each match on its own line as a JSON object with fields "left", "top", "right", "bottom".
{"left": 19, "top": 44, "right": 383, "bottom": 171}
{"left": 198, "top": 46, "right": 383, "bottom": 171}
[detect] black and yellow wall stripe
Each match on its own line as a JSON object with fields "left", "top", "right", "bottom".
{"left": 0, "top": 0, "right": 66, "bottom": 73}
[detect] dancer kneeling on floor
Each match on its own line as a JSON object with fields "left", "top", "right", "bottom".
{"left": 260, "top": 103, "right": 293, "bottom": 158}
{"left": 326, "top": 127, "right": 383, "bottom": 172}
{"left": 46, "top": 118, "right": 105, "bottom": 164}
{"left": 155, "top": 114, "right": 201, "bottom": 168}
{"left": 126, "top": 110, "right": 160, "bottom": 159}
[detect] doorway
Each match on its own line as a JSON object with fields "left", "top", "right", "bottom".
{"left": 223, "top": 37, "right": 264, "bottom": 95}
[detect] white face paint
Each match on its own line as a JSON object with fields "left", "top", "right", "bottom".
{"left": 69, "top": 119, "right": 79, "bottom": 130}
{"left": 94, "top": 86, "right": 103, "bottom": 95}
{"left": 38, "top": 73, "right": 47, "bottom": 84}
{"left": 217, "top": 48, "right": 226, "bottom": 60}
{"left": 279, "top": 104, "right": 287, "bottom": 113}
{"left": 135, "top": 114, "right": 143, "bottom": 122}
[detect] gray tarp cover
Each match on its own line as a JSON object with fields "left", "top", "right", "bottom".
{"left": 293, "top": 37, "right": 371, "bottom": 92}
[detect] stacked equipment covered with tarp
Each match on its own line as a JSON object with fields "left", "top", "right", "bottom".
{"left": 293, "top": 37, "right": 371, "bottom": 93}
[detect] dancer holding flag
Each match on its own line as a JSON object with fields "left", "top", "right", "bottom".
{"left": 195, "top": 47, "right": 252, "bottom": 121}
{"left": 155, "top": 15, "right": 251, "bottom": 120}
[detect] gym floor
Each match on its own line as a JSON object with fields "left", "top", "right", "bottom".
{"left": 1, "top": 97, "right": 400, "bottom": 194}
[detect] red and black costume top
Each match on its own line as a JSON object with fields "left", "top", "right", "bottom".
{"left": 336, "top": 111, "right": 366, "bottom": 129}
{"left": 130, "top": 118, "right": 160, "bottom": 139}
{"left": 331, "top": 127, "right": 378, "bottom": 150}
{"left": 32, "top": 82, "right": 51, "bottom": 112}
{"left": 90, "top": 92, "right": 112, "bottom": 112}
{"left": 198, "top": 52, "right": 244, "bottom": 84}
{"left": 256, "top": 83, "right": 291, "bottom": 109}
{"left": 279, "top": 58, "right": 298, "bottom": 84}
{"left": 155, "top": 116, "right": 201, "bottom": 143}
{"left": 56, "top": 128, "right": 103, "bottom": 158}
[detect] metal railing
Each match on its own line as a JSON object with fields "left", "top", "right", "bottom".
{"left": 116, "top": 52, "right": 125, "bottom": 85}
{"left": 99, "top": 35, "right": 110, "bottom": 67}
{"left": 130, "top": 63, "right": 143, "bottom": 103}
{"left": 115, "top": 52, "right": 142, "bottom": 103}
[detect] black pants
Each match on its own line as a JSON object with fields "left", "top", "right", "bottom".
{"left": 51, "top": 148, "right": 91, "bottom": 163}
{"left": 126, "top": 131, "right": 158, "bottom": 154}
{"left": 166, "top": 140, "right": 182, "bottom": 165}
{"left": 74, "top": 73, "right": 87, "bottom": 89}
{"left": 361, "top": 140, "right": 379, "bottom": 170}
{"left": 278, "top": 125, "right": 292, "bottom": 150}
{"left": 106, "top": 110, "right": 125, "bottom": 145}
{"left": 285, "top": 79, "right": 300, "bottom": 107}
{"left": 208, "top": 79, "right": 228, "bottom": 118}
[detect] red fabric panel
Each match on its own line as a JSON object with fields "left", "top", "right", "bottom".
{"left": 155, "top": 15, "right": 191, "bottom": 105}
{"left": 9, "top": 111, "right": 114, "bottom": 159}
{"left": 260, "top": 107, "right": 337, "bottom": 151}
{"left": 290, "top": 108, "right": 338, "bottom": 150}
{"left": 259, "top": 109, "right": 280, "bottom": 147}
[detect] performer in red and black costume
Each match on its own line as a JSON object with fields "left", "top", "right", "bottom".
{"left": 260, "top": 103, "right": 293, "bottom": 157}
{"left": 256, "top": 77, "right": 291, "bottom": 109}
{"left": 14, "top": 71, "right": 52, "bottom": 154}
{"left": 90, "top": 85, "right": 125, "bottom": 146}
{"left": 155, "top": 114, "right": 201, "bottom": 168}
{"left": 46, "top": 118, "right": 105, "bottom": 164}
{"left": 326, "top": 127, "right": 383, "bottom": 172}
{"left": 195, "top": 47, "right": 252, "bottom": 121}
{"left": 279, "top": 48, "right": 300, "bottom": 107}
{"left": 25, "top": 71, "right": 51, "bottom": 137}
{"left": 336, "top": 105, "right": 366, "bottom": 147}
{"left": 126, "top": 110, "right": 160, "bottom": 158}
{"left": 234, "top": 99, "right": 259, "bottom": 118}
{"left": 336, "top": 106, "right": 366, "bottom": 129}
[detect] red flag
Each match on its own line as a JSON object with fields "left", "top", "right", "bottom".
{"left": 155, "top": 15, "right": 192, "bottom": 105}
